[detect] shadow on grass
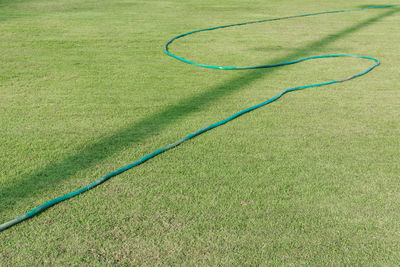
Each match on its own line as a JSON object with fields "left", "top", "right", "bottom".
{"left": 0, "top": 7, "right": 398, "bottom": 218}
{"left": 358, "top": 5, "right": 396, "bottom": 8}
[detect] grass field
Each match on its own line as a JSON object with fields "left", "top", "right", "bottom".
{"left": 1, "top": 0, "right": 399, "bottom": 265}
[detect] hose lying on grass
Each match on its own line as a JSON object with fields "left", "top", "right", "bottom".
{"left": 1, "top": 4, "right": 398, "bottom": 232}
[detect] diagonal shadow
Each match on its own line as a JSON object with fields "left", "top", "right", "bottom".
{"left": 0, "top": 7, "right": 398, "bottom": 217}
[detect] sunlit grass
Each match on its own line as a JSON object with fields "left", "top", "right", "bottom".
{"left": 0, "top": 0, "right": 399, "bottom": 265}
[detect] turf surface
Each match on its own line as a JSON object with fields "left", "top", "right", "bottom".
{"left": 1, "top": 0, "right": 399, "bottom": 265}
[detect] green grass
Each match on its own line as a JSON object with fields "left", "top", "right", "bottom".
{"left": 1, "top": 0, "right": 400, "bottom": 265}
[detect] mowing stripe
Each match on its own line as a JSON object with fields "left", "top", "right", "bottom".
{"left": 1, "top": 4, "right": 398, "bottom": 232}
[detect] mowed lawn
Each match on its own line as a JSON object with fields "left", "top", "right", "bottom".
{"left": 1, "top": 0, "right": 399, "bottom": 265}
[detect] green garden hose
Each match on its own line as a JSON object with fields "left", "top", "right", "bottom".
{"left": 1, "top": 4, "right": 398, "bottom": 232}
